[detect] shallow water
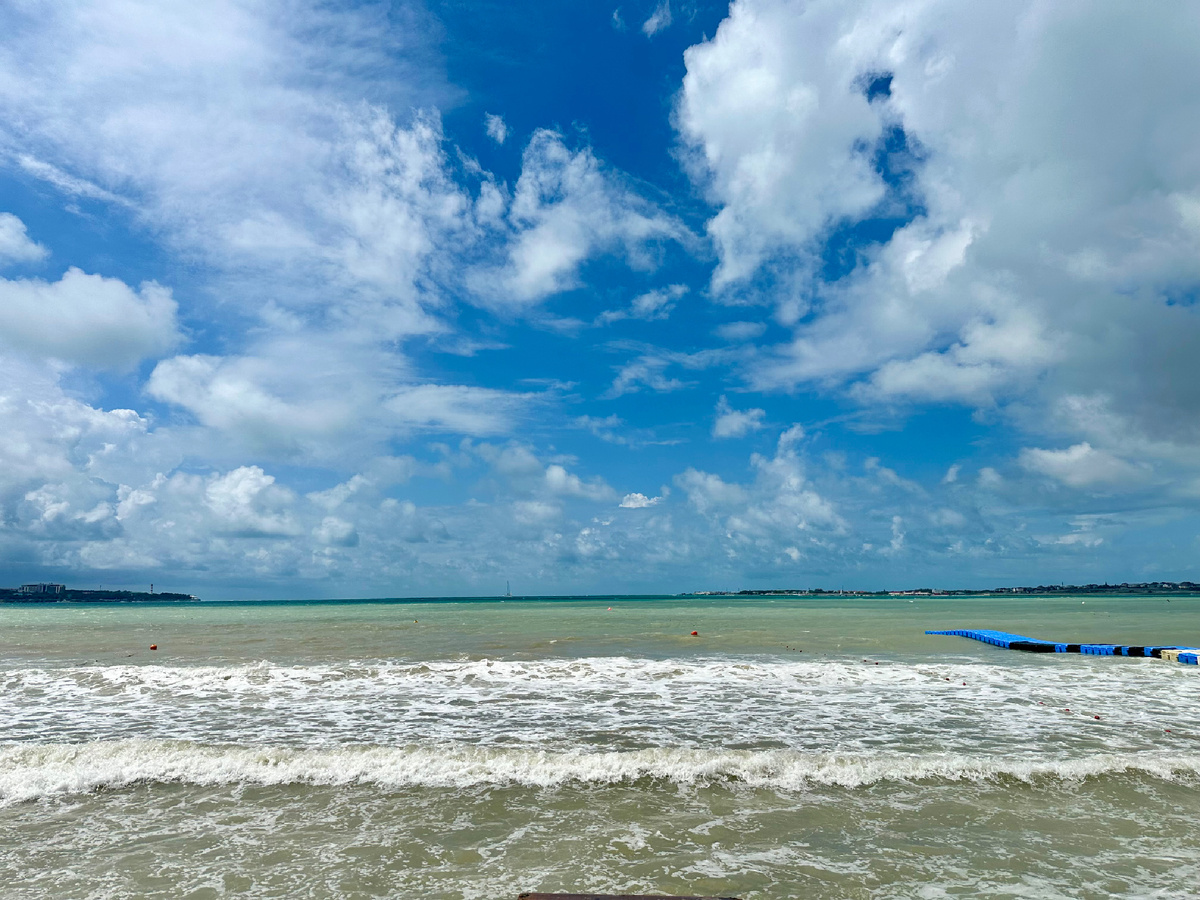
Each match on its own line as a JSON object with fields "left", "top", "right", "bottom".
{"left": 2, "top": 594, "right": 1199, "bottom": 898}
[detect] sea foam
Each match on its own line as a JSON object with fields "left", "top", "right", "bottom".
{"left": 3, "top": 740, "right": 1199, "bottom": 804}
{"left": 2, "top": 656, "right": 1192, "bottom": 757}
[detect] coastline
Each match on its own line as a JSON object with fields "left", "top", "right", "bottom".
{"left": 0, "top": 589, "right": 198, "bottom": 604}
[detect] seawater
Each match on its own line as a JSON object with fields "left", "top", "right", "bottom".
{"left": 2, "top": 594, "right": 1199, "bottom": 899}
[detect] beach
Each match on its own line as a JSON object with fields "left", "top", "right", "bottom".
{"left": 2, "top": 594, "right": 1199, "bottom": 898}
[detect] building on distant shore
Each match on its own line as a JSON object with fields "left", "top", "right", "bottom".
{"left": 18, "top": 583, "right": 65, "bottom": 595}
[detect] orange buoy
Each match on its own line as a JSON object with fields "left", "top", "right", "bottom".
{"left": 149, "top": 644, "right": 158, "bottom": 651}
{"left": 690, "top": 630, "right": 698, "bottom": 636}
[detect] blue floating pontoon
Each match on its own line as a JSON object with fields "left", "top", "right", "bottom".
{"left": 925, "top": 629, "right": 1200, "bottom": 665}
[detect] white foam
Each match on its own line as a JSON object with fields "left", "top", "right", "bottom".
{"left": 2, "top": 656, "right": 1192, "bottom": 757}
{"left": 2, "top": 740, "right": 1199, "bottom": 804}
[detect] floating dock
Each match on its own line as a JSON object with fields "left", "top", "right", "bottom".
{"left": 926, "top": 629, "right": 1199, "bottom": 665}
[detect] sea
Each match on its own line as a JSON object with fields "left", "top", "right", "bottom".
{"left": 2, "top": 593, "right": 1199, "bottom": 899}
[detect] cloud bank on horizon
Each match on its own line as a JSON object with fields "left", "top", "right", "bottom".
{"left": 0, "top": 0, "right": 1198, "bottom": 597}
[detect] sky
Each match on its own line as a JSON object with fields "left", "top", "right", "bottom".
{"left": 2, "top": 0, "right": 1200, "bottom": 598}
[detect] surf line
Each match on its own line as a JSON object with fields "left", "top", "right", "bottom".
{"left": 926, "top": 629, "right": 1200, "bottom": 665}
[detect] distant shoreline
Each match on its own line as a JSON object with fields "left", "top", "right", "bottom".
{"left": 687, "top": 581, "right": 1199, "bottom": 598}
{"left": 0, "top": 588, "right": 198, "bottom": 603}
{"left": 1, "top": 582, "right": 1196, "bottom": 605}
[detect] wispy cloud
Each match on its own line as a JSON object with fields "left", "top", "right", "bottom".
{"left": 642, "top": 0, "right": 672, "bottom": 36}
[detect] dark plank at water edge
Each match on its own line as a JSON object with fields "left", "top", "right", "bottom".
{"left": 518, "top": 894, "right": 744, "bottom": 900}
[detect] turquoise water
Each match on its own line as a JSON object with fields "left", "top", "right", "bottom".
{"left": 2, "top": 594, "right": 1199, "bottom": 898}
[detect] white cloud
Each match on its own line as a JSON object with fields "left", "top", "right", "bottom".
{"left": 484, "top": 113, "right": 508, "bottom": 145}
{"left": 642, "top": 0, "right": 673, "bottom": 37}
{"left": 205, "top": 466, "right": 300, "bottom": 537}
{"left": 545, "top": 464, "right": 614, "bottom": 501}
{"left": 472, "top": 130, "right": 686, "bottom": 306}
{"left": 387, "top": 384, "right": 531, "bottom": 436}
{"left": 712, "top": 395, "right": 766, "bottom": 438}
{"left": 596, "top": 284, "right": 687, "bottom": 325}
{"left": 619, "top": 492, "right": 661, "bottom": 508}
{"left": 0, "top": 213, "right": 48, "bottom": 265}
{"left": 605, "top": 346, "right": 732, "bottom": 399}
{"left": 147, "top": 348, "right": 375, "bottom": 455}
{"left": 0, "top": 0, "right": 470, "bottom": 344}
{"left": 0, "top": 354, "right": 1165, "bottom": 592}
{"left": 1019, "top": 442, "right": 1143, "bottom": 489}
{"left": 714, "top": 320, "right": 766, "bottom": 342}
{"left": 678, "top": 0, "right": 885, "bottom": 289}
{"left": 572, "top": 414, "right": 625, "bottom": 444}
{"left": 2, "top": 0, "right": 1197, "bottom": 593}
{"left": 0, "top": 267, "right": 179, "bottom": 368}
{"left": 314, "top": 516, "right": 359, "bottom": 547}
{"left": 677, "top": 429, "right": 843, "bottom": 545}
{"left": 16, "top": 155, "right": 132, "bottom": 208}
{"left": 675, "top": 468, "right": 746, "bottom": 515}
{"left": 977, "top": 467, "right": 1003, "bottom": 489}
{"left": 606, "top": 356, "right": 689, "bottom": 398}
{"left": 678, "top": 0, "right": 1200, "bottom": 477}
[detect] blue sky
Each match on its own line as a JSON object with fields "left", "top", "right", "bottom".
{"left": 2, "top": 0, "right": 1200, "bottom": 598}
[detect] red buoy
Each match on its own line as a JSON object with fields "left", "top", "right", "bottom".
{"left": 149, "top": 644, "right": 158, "bottom": 651}
{"left": 690, "top": 630, "right": 698, "bottom": 636}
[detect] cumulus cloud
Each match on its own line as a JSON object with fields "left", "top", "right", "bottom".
{"left": 678, "top": 0, "right": 886, "bottom": 288}
{"left": 677, "top": 429, "right": 843, "bottom": 549}
{"left": 545, "top": 464, "right": 614, "bottom": 501}
{"left": 712, "top": 396, "right": 765, "bottom": 438}
{"left": 1019, "top": 442, "right": 1144, "bottom": 489}
{"left": 314, "top": 516, "right": 359, "bottom": 547}
{"left": 205, "top": 466, "right": 300, "bottom": 538}
{"left": 678, "top": 0, "right": 1200, "bottom": 480}
{"left": 4, "top": 0, "right": 1198, "bottom": 594}
{"left": 619, "top": 492, "right": 661, "bottom": 508}
{"left": 0, "top": 213, "right": 48, "bottom": 265}
{"left": 0, "top": 268, "right": 179, "bottom": 368}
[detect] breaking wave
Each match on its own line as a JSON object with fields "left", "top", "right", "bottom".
{"left": 4, "top": 740, "right": 1199, "bottom": 804}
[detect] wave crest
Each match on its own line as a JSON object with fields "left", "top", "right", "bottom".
{"left": 3, "top": 740, "right": 1199, "bottom": 803}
